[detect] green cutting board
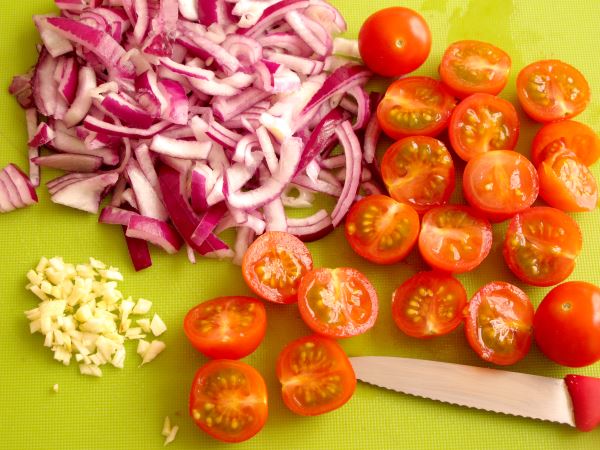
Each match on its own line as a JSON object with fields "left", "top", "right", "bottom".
{"left": 1, "top": 1, "right": 599, "bottom": 449}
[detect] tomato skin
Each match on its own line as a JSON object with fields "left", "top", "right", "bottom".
{"left": 189, "top": 360, "right": 268, "bottom": 443}
{"left": 534, "top": 282, "right": 600, "bottom": 367}
{"left": 276, "top": 335, "right": 356, "bottom": 416}
{"left": 418, "top": 205, "right": 493, "bottom": 273}
{"left": 358, "top": 7, "right": 431, "bottom": 77}
{"left": 448, "top": 93, "right": 520, "bottom": 161}
{"left": 516, "top": 60, "right": 590, "bottom": 123}
{"left": 464, "top": 282, "right": 534, "bottom": 366}
{"left": 298, "top": 267, "right": 379, "bottom": 338}
{"left": 503, "top": 207, "right": 582, "bottom": 287}
{"left": 183, "top": 296, "right": 267, "bottom": 360}
{"left": 377, "top": 77, "right": 456, "bottom": 140}
{"left": 345, "top": 195, "right": 420, "bottom": 264}
{"left": 531, "top": 120, "right": 600, "bottom": 167}
{"left": 392, "top": 271, "right": 467, "bottom": 338}
{"left": 463, "top": 150, "right": 539, "bottom": 222}
{"left": 538, "top": 151, "right": 598, "bottom": 212}
{"left": 381, "top": 136, "right": 456, "bottom": 212}
{"left": 242, "top": 231, "right": 313, "bottom": 304}
{"left": 440, "top": 40, "right": 511, "bottom": 98}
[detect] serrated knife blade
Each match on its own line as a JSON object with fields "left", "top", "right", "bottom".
{"left": 350, "top": 356, "right": 576, "bottom": 426}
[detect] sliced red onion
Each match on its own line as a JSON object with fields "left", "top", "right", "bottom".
{"left": 159, "top": 57, "right": 215, "bottom": 80}
{"left": 242, "top": 0, "right": 310, "bottom": 38}
{"left": 0, "top": 170, "right": 27, "bottom": 209}
{"left": 231, "top": 0, "right": 279, "bottom": 28}
{"left": 288, "top": 214, "right": 333, "bottom": 242}
{"left": 33, "top": 154, "right": 103, "bottom": 172}
{"left": 363, "top": 114, "right": 381, "bottom": 164}
{"left": 177, "top": 34, "right": 240, "bottom": 74}
{"left": 227, "top": 137, "right": 302, "bottom": 210}
{"left": 159, "top": 154, "right": 194, "bottom": 174}
{"left": 263, "top": 197, "right": 287, "bottom": 232}
{"left": 52, "top": 130, "right": 120, "bottom": 165}
{"left": 257, "top": 33, "right": 312, "bottom": 57}
{"left": 268, "top": 73, "right": 326, "bottom": 121}
{"left": 293, "top": 174, "right": 341, "bottom": 197}
{"left": 158, "top": 79, "right": 190, "bottom": 125}
{"left": 126, "top": 159, "right": 168, "bottom": 220}
{"left": 282, "top": 184, "right": 315, "bottom": 208}
{"left": 232, "top": 226, "right": 254, "bottom": 265}
{"left": 25, "top": 109, "right": 40, "bottom": 187}
{"left": 321, "top": 154, "right": 345, "bottom": 169}
{"left": 83, "top": 116, "right": 171, "bottom": 139}
{"left": 190, "top": 164, "right": 212, "bottom": 213}
{"left": 64, "top": 66, "right": 97, "bottom": 127}
{"left": 199, "top": 233, "right": 233, "bottom": 259}
{"left": 100, "top": 92, "right": 155, "bottom": 128}
{"left": 51, "top": 172, "right": 118, "bottom": 213}
{"left": 4, "top": 165, "right": 37, "bottom": 206}
{"left": 296, "top": 64, "right": 371, "bottom": 131}
{"left": 124, "top": 229, "right": 153, "bottom": 271}
{"left": 333, "top": 38, "right": 360, "bottom": 58}
{"left": 212, "top": 87, "right": 270, "bottom": 122}
{"left": 33, "top": 49, "right": 58, "bottom": 117}
{"left": 99, "top": 205, "right": 140, "bottom": 226}
{"left": 134, "top": 144, "right": 161, "bottom": 196}
{"left": 331, "top": 121, "right": 362, "bottom": 226}
{"left": 179, "top": 0, "right": 199, "bottom": 21}
{"left": 285, "top": 10, "right": 329, "bottom": 57}
{"left": 304, "top": 0, "right": 347, "bottom": 34}
{"left": 47, "top": 172, "right": 95, "bottom": 195}
{"left": 197, "top": 0, "right": 218, "bottom": 26}
{"left": 45, "top": 17, "right": 135, "bottom": 80}
{"left": 54, "top": 0, "right": 88, "bottom": 13}
{"left": 346, "top": 85, "right": 371, "bottom": 130}
{"left": 150, "top": 134, "right": 212, "bottom": 160}
{"left": 186, "top": 244, "right": 197, "bottom": 264}
{"left": 190, "top": 202, "right": 228, "bottom": 246}
{"left": 135, "top": 70, "right": 169, "bottom": 117}
{"left": 266, "top": 52, "right": 324, "bottom": 76}
{"left": 133, "top": 0, "right": 149, "bottom": 44}
{"left": 28, "top": 123, "right": 55, "bottom": 148}
{"left": 55, "top": 56, "right": 78, "bottom": 105}
{"left": 222, "top": 34, "right": 263, "bottom": 68}
{"left": 126, "top": 215, "right": 183, "bottom": 254}
{"left": 34, "top": 15, "right": 74, "bottom": 58}
{"left": 298, "top": 107, "right": 345, "bottom": 172}
{"left": 121, "top": 188, "right": 139, "bottom": 210}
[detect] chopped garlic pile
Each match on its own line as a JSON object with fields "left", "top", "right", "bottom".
{"left": 162, "top": 416, "right": 179, "bottom": 446}
{"left": 25, "top": 257, "right": 167, "bottom": 376}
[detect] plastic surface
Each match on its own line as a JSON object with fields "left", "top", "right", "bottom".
{"left": 0, "top": 1, "right": 599, "bottom": 449}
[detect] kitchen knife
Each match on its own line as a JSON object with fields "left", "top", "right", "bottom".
{"left": 349, "top": 356, "right": 600, "bottom": 431}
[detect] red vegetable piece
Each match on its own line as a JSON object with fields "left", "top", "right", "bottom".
{"left": 565, "top": 375, "right": 600, "bottom": 432}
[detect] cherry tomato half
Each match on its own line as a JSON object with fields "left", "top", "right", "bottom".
{"left": 516, "top": 60, "right": 590, "bottom": 123}
{"left": 463, "top": 150, "right": 539, "bottom": 222}
{"left": 276, "top": 335, "right": 356, "bottom": 416}
{"left": 242, "top": 231, "right": 313, "bottom": 304}
{"left": 418, "top": 205, "right": 493, "bottom": 273}
{"left": 531, "top": 120, "right": 600, "bottom": 167}
{"left": 392, "top": 271, "right": 467, "bottom": 338}
{"left": 189, "top": 360, "right": 268, "bottom": 443}
{"left": 538, "top": 150, "right": 598, "bottom": 212}
{"left": 358, "top": 7, "right": 431, "bottom": 77}
{"left": 464, "top": 281, "right": 534, "bottom": 366}
{"left": 381, "top": 136, "right": 456, "bottom": 212}
{"left": 345, "top": 195, "right": 420, "bottom": 264}
{"left": 298, "top": 267, "right": 379, "bottom": 338}
{"left": 184, "top": 296, "right": 267, "bottom": 360}
{"left": 449, "top": 93, "right": 520, "bottom": 161}
{"left": 503, "top": 207, "right": 582, "bottom": 287}
{"left": 534, "top": 282, "right": 600, "bottom": 367}
{"left": 377, "top": 77, "right": 456, "bottom": 140}
{"left": 439, "top": 40, "right": 511, "bottom": 98}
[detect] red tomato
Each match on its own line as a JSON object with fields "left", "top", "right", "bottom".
{"left": 534, "top": 282, "right": 600, "bottom": 367}
{"left": 242, "top": 231, "right": 313, "bottom": 304}
{"left": 463, "top": 150, "right": 539, "bottom": 222}
{"left": 503, "top": 207, "right": 582, "bottom": 287}
{"left": 276, "top": 335, "right": 356, "bottom": 416}
{"left": 464, "top": 282, "right": 534, "bottom": 365}
{"left": 189, "top": 360, "right": 268, "bottom": 443}
{"left": 381, "top": 136, "right": 456, "bottom": 212}
{"left": 516, "top": 60, "right": 590, "bottom": 123}
{"left": 297, "top": 267, "right": 378, "bottom": 338}
{"left": 531, "top": 120, "right": 600, "bottom": 167}
{"left": 439, "top": 40, "right": 511, "bottom": 98}
{"left": 377, "top": 77, "right": 456, "bottom": 140}
{"left": 183, "top": 296, "right": 267, "bottom": 359}
{"left": 538, "top": 150, "right": 598, "bottom": 212}
{"left": 345, "top": 195, "right": 419, "bottom": 264}
{"left": 418, "top": 205, "right": 493, "bottom": 273}
{"left": 391, "top": 271, "right": 467, "bottom": 338}
{"left": 358, "top": 7, "right": 431, "bottom": 77}
{"left": 448, "top": 93, "right": 520, "bottom": 161}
